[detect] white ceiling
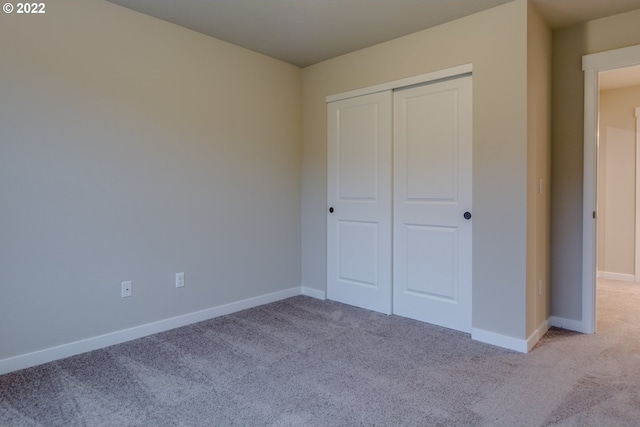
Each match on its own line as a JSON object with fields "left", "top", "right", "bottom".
{"left": 105, "top": 0, "right": 640, "bottom": 68}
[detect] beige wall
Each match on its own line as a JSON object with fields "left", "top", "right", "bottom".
{"left": 597, "top": 85, "right": 640, "bottom": 277}
{"left": 302, "top": 0, "right": 531, "bottom": 339}
{"left": 0, "top": 0, "right": 302, "bottom": 360}
{"left": 526, "top": 1, "right": 552, "bottom": 337}
{"left": 551, "top": 9, "right": 640, "bottom": 321}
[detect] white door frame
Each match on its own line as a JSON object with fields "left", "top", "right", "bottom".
{"left": 582, "top": 44, "right": 640, "bottom": 334}
{"left": 326, "top": 64, "right": 472, "bottom": 103}
{"left": 636, "top": 107, "right": 640, "bottom": 282}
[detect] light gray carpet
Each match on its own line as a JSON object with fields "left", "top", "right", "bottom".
{"left": 1, "top": 280, "right": 639, "bottom": 426}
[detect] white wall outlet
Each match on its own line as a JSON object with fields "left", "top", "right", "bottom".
{"left": 175, "top": 272, "right": 185, "bottom": 288}
{"left": 121, "top": 280, "right": 132, "bottom": 298}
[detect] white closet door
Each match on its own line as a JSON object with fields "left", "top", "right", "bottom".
{"left": 327, "top": 91, "right": 392, "bottom": 314}
{"left": 393, "top": 76, "right": 473, "bottom": 332}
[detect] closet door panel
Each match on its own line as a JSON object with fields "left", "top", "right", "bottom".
{"left": 327, "top": 91, "right": 392, "bottom": 314}
{"left": 393, "top": 76, "right": 472, "bottom": 333}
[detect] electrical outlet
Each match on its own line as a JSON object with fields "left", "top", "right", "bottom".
{"left": 175, "top": 272, "right": 185, "bottom": 288}
{"left": 121, "top": 281, "right": 132, "bottom": 298}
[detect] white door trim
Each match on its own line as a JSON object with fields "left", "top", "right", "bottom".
{"left": 582, "top": 44, "right": 640, "bottom": 334}
{"left": 326, "top": 63, "right": 472, "bottom": 103}
{"left": 636, "top": 107, "right": 640, "bottom": 283}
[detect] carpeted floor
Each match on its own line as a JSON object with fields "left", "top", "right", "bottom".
{"left": 1, "top": 279, "right": 639, "bottom": 426}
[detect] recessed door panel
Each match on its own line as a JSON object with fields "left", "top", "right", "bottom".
{"left": 405, "top": 91, "right": 457, "bottom": 202}
{"left": 338, "top": 104, "right": 380, "bottom": 201}
{"left": 338, "top": 221, "right": 378, "bottom": 288}
{"left": 405, "top": 224, "right": 457, "bottom": 300}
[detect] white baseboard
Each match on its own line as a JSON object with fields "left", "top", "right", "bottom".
{"left": 471, "top": 328, "right": 528, "bottom": 353}
{"left": 473, "top": 319, "right": 549, "bottom": 353}
{"left": 0, "top": 286, "right": 301, "bottom": 376}
{"left": 526, "top": 318, "right": 550, "bottom": 352}
{"left": 0, "top": 284, "right": 565, "bottom": 375}
{"left": 549, "top": 316, "right": 589, "bottom": 333}
{"left": 301, "top": 286, "right": 326, "bottom": 300}
{"left": 597, "top": 271, "right": 635, "bottom": 282}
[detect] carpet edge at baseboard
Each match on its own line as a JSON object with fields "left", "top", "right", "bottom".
{"left": 0, "top": 286, "right": 302, "bottom": 375}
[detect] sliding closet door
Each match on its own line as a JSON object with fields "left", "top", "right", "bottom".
{"left": 327, "top": 91, "right": 392, "bottom": 314}
{"left": 393, "top": 76, "right": 472, "bottom": 332}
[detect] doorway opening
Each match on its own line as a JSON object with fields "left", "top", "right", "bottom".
{"left": 597, "top": 66, "right": 640, "bottom": 284}
{"left": 583, "top": 45, "right": 640, "bottom": 334}
{"left": 596, "top": 65, "right": 640, "bottom": 328}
